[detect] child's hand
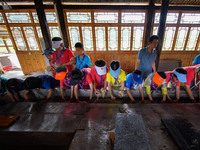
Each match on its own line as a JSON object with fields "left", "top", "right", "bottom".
{"left": 95, "top": 90, "right": 100, "bottom": 96}
{"left": 118, "top": 90, "right": 124, "bottom": 98}
{"left": 100, "top": 88, "right": 106, "bottom": 98}
{"left": 111, "top": 95, "right": 116, "bottom": 101}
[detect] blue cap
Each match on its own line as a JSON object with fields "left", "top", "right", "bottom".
{"left": 42, "top": 49, "right": 54, "bottom": 55}
{"left": 173, "top": 70, "right": 187, "bottom": 83}
{"left": 110, "top": 66, "right": 121, "bottom": 77}
{"left": 132, "top": 72, "right": 142, "bottom": 84}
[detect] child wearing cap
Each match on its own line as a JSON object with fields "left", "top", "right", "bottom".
{"left": 126, "top": 70, "right": 144, "bottom": 103}
{"left": 106, "top": 60, "right": 126, "bottom": 101}
{"left": 42, "top": 49, "right": 55, "bottom": 76}
{"left": 70, "top": 68, "right": 93, "bottom": 102}
{"left": 90, "top": 59, "right": 108, "bottom": 97}
{"left": 75, "top": 42, "right": 92, "bottom": 70}
{"left": 165, "top": 68, "right": 187, "bottom": 103}
{"left": 7, "top": 78, "right": 26, "bottom": 102}
{"left": 144, "top": 71, "right": 167, "bottom": 103}
{"left": 172, "top": 64, "right": 200, "bottom": 102}
{"left": 55, "top": 66, "right": 71, "bottom": 101}
{"left": 24, "top": 75, "right": 59, "bottom": 102}
{"left": 52, "top": 37, "right": 76, "bottom": 72}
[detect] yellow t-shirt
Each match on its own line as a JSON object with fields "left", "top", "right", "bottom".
{"left": 106, "top": 69, "right": 126, "bottom": 85}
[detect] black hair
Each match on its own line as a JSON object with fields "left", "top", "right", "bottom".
{"left": 55, "top": 66, "right": 67, "bottom": 73}
{"left": 95, "top": 59, "right": 106, "bottom": 67}
{"left": 24, "top": 77, "right": 42, "bottom": 90}
{"left": 110, "top": 60, "right": 120, "bottom": 71}
{"left": 175, "top": 68, "right": 187, "bottom": 75}
{"left": 173, "top": 67, "right": 187, "bottom": 78}
{"left": 133, "top": 69, "right": 142, "bottom": 75}
{"left": 157, "top": 71, "right": 166, "bottom": 79}
{"left": 75, "top": 42, "right": 84, "bottom": 49}
{"left": 7, "top": 78, "right": 24, "bottom": 92}
{"left": 52, "top": 37, "right": 62, "bottom": 41}
{"left": 149, "top": 35, "right": 159, "bottom": 43}
{"left": 70, "top": 68, "right": 84, "bottom": 80}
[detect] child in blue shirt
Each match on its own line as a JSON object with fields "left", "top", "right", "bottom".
{"left": 75, "top": 42, "right": 92, "bottom": 70}
{"left": 126, "top": 70, "right": 144, "bottom": 103}
{"left": 24, "top": 75, "right": 59, "bottom": 102}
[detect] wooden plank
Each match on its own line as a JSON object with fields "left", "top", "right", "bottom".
{"left": 54, "top": 0, "right": 69, "bottom": 47}
{"left": 34, "top": 0, "right": 52, "bottom": 50}
{"left": 114, "top": 113, "right": 151, "bottom": 150}
{"left": 144, "top": 0, "right": 155, "bottom": 47}
{"left": 161, "top": 119, "right": 200, "bottom": 150}
{"left": 155, "top": 0, "right": 169, "bottom": 70}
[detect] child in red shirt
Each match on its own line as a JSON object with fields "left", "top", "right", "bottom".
{"left": 70, "top": 68, "right": 93, "bottom": 102}
{"left": 51, "top": 37, "right": 75, "bottom": 72}
{"left": 90, "top": 59, "right": 108, "bottom": 98}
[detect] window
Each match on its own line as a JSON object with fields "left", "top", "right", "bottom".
{"left": 94, "top": 12, "right": 118, "bottom": 23}
{"left": 154, "top": 13, "right": 179, "bottom": 24}
{"left": 6, "top": 12, "right": 31, "bottom": 23}
{"left": 66, "top": 12, "right": 91, "bottom": 23}
{"left": 32, "top": 12, "right": 58, "bottom": 23}
{"left": 121, "top": 12, "right": 145, "bottom": 23}
{"left": 162, "top": 27, "right": 176, "bottom": 51}
{"left": 66, "top": 11, "right": 146, "bottom": 51}
{"left": 23, "top": 27, "right": 39, "bottom": 51}
{"left": 108, "top": 27, "right": 118, "bottom": 51}
{"left": 10, "top": 27, "right": 27, "bottom": 51}
{"left": 121, "top": 27, "right": 131, "bottom": 51}
{"left": 68, "top": 26, "right": 80, "bottom": 51}
{"left": 180, "top": 13, "right": 200, "bottom": 24}
{"left": 82, "top": 27, "right": 93, "bottom": 51}
{"left": 185, "top": 27, "right": 200, "bottom": 51}
{"left": 174, "top": 27, "right": 189, "bottom": 51}
{"left": 0, "top": 13, "right": 4, "bottom": 23}
{"left": 95, "top": 27, "right": 106, "bottom": 51}
{"left": 132, "top": 27, "right": 144, "bottom": 51}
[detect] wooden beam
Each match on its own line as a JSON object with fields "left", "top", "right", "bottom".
{"left": 144, "top": 0, "right": 155, "bottom": 47}
{"left": 34, "top": 0, "right": 52, "bottom": 50}
{"left": 155, "top": 0, "right": 169, "bottom": 70}
{"left": 3, "top": 39, "right": 11, "bottom": 53}
{"left": 53, "top": 0, "right": 69, "bottom": 48}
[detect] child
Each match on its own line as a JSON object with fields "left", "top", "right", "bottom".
{"left": 55, "top": 66, "right": 70, "bottom": 102}
{"left": 52, "top": 37, "right": 75, "bottom": 72}
{"left": 126, "top": 70, "right": 144, "bottom": 103}
{"left": 165, "top": 68, "right": 187, "bottom": 103}
{"left": 144, "top": 71, "right": 167, "bottom": 103}
{"left": 75, "top": 42, "right": 92, "bottom": 70}
{"left": 7, "top": 78, "right": 26, "bottom": 102}
{"left": 0, "top": 77, "right": 8, "bottom": 96}
{"left": 24, "top": 75, "right": 59, "bottom": 102}
{"left": 173, "top": 64, "right": 200, "bottom": 102}
{"left": 70, "top": 68, "right": 93, "bottom": 102}
{"left": 42, "top": 49, "right": 55, "bottom": 76}
{"left": 90, "top": 59, "right": 108, "bottom": 98}
{"left": 106, "top": 60, "right": 126, "bottom": 101}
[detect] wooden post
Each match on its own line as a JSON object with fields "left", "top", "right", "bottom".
{"left": 54, "top": 0, "right": 69, "bottom": 48}
{"left": 144, "top": 0, "right": 155, "bottom": 47}
{"left": 34, "top": 0, "right": 52, "bottom": 50}
{"left": 155, "top": 0, "right": 169, "bottom": 70}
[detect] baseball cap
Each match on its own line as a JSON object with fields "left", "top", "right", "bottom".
{"left": 110, "top": 60, "right": 120, "bottom": 77}
{"left": 95, "top": 59, "right": 107, "bottom": 76}
{"left": 70, "top": 68, "right": 84, "bottom": 86}
{"left": 152, "top": 72, "right": 165, "bottom": 86}
{"left": 52, "top": 37, "right": 63, "bottom": 49}
{"left": 55, "top": 66, "right": 68, "bottom": 80}
{"left": 173, "top": 70, "right": 187, "bottom": 83}
{"left": 42, "top": 49, "right": 54, "bottom": 55}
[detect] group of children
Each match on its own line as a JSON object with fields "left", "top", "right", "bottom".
{"left": 1, "top": 37, "right": 200, "bottom": 103}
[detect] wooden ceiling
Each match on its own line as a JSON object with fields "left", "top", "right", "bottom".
{"left": 1, "top": 0, "right": 200, "bottom": 6}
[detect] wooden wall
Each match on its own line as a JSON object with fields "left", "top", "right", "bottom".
{"left": 17, "top": 52, "right": 46, "bottom": 75}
